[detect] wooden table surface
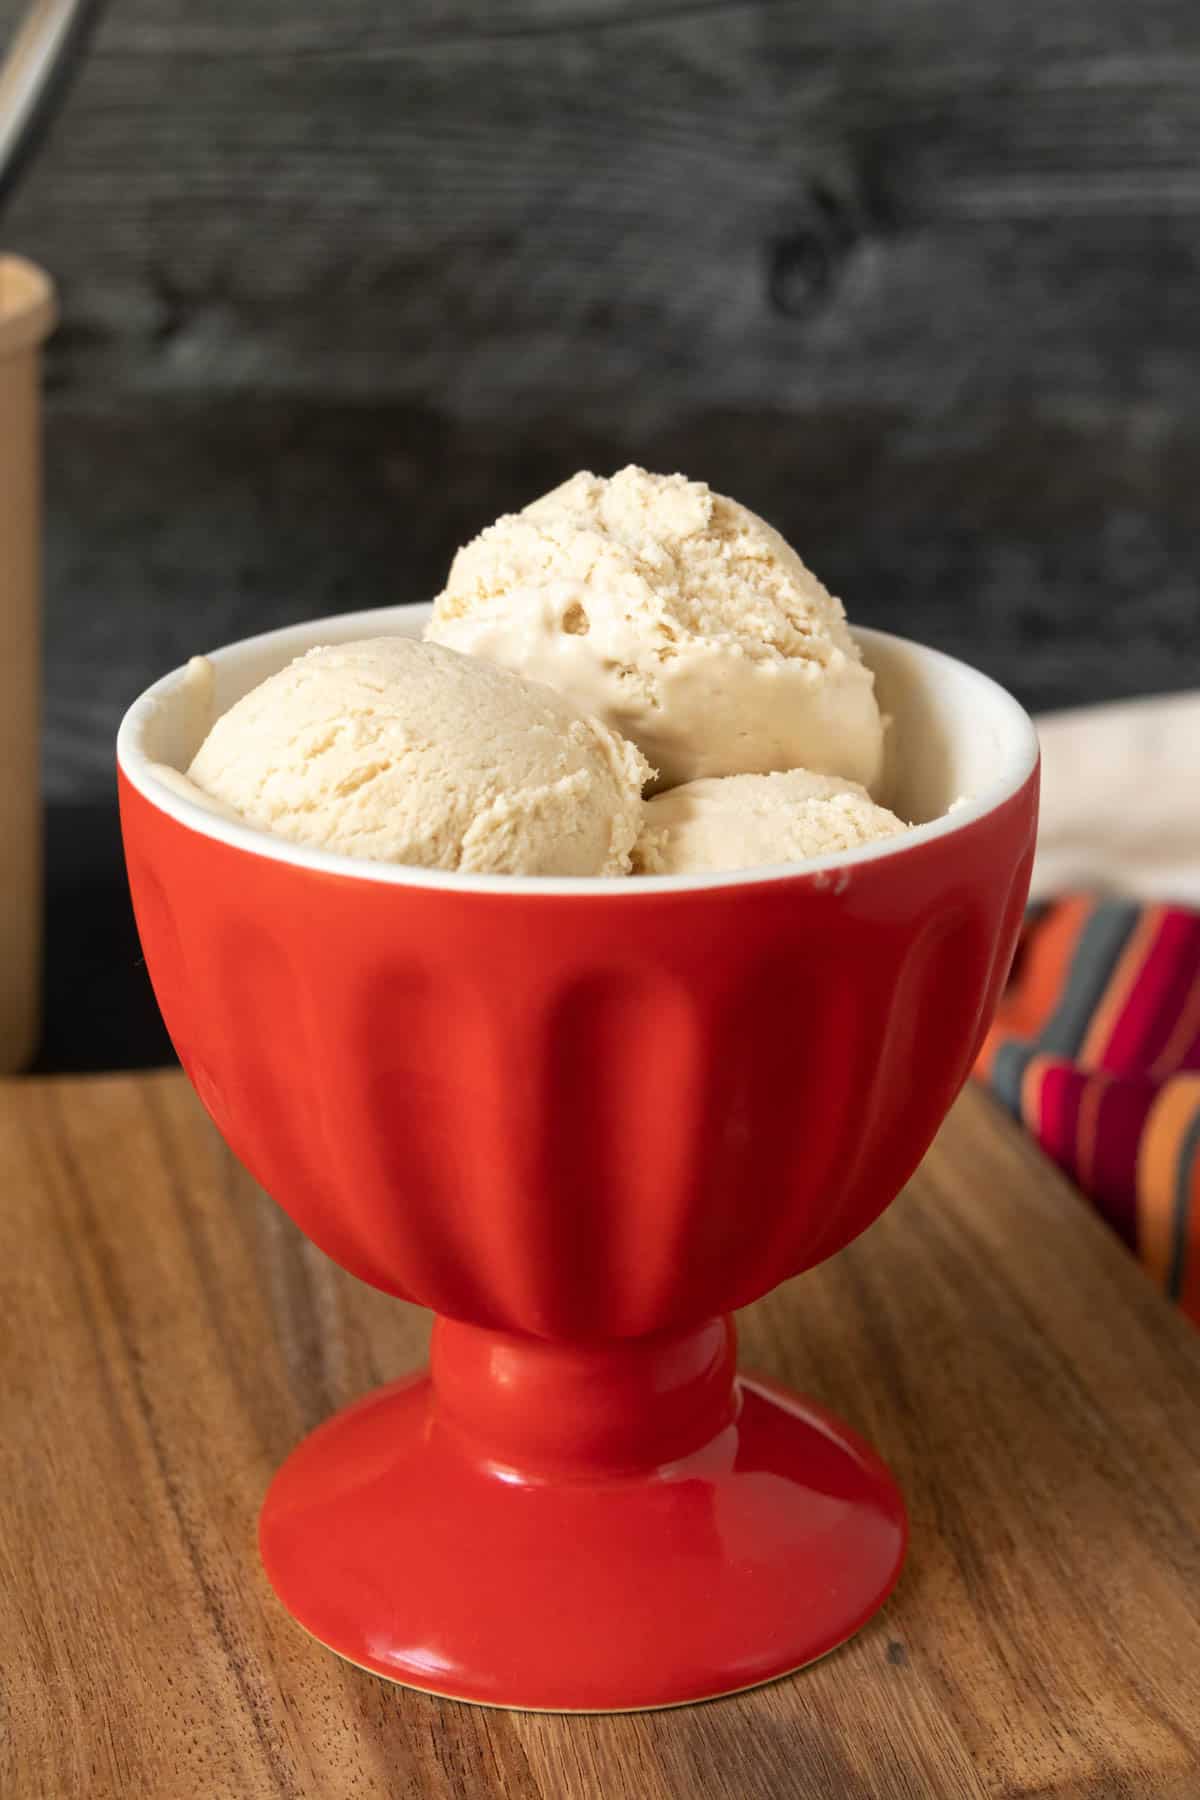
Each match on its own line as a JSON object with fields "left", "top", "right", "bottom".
{"left": 4, "top": 1072, "right": 1200, "bottom": 1800}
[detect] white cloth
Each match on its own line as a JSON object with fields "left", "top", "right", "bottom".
{"left": 1031, "top": 692, "right": 1200, "bottom": 905}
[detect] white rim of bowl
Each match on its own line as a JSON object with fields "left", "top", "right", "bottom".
{"left": 116, "top": 608, "right": 1039, "bottom": 899}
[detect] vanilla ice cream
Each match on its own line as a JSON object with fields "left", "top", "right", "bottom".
{"left": 634, "top": 768, "right": 908, "bottom": 875}
{"left": 185, "top": 637, "right": 651, "bottom": 876}
{"left": 427, "top": 466, "right": 884, "bottom": 792}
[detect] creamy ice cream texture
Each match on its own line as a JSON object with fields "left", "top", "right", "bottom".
{"left": 177, "top": 467, "right": 913, "bottom": 879}
{"left": 185, "top": 637, "right": 651, "bottom": 876}
{"left": 634, "top": 769, "right": 907, "bottom": 876}
{"left": 427, "top": 465, "right": 884, "bottom": 793}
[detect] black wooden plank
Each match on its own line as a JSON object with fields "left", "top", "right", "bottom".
{"left": 41, "top": 390, "right": 1197, "bottom": 797}
{"left": 0, "top": 0, "right": 1194, "bottom": 795}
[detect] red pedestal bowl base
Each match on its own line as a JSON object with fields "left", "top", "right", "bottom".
{"left": 259, "top": 1318, "right": 908, "bottom": 1712}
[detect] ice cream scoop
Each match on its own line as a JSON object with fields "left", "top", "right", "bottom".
{"left": 427, "top": 465, "right": 884, "bottom": 792}
{"left": 634, "top": 768, "right": 908, "bottom": 875}
{"left": 186, "top": 636, "right": 651, "bottom": 877}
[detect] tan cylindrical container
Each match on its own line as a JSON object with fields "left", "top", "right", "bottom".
{"left": 0, "top": 256, "right": 55, "bottom": 1072}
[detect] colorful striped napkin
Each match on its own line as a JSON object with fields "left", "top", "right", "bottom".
{"left": 976, "top": 896, "right": 1200, "bottom": 1323}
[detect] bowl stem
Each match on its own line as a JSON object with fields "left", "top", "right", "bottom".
{"left": 430, "top": 1313, "right": 738, "bottom": 1478}
{"left": 260, "top": 1308, "right": 908, "bottom": 1709}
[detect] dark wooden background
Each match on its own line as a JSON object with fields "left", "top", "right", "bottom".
{"left": 5, "top": 0, "right": 1198, "bottom": 807}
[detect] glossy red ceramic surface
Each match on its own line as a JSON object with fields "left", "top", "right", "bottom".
{"left": 260, "top": 1317, "right": 908, "bottom": 1709}
{"left": 119, "top": 746, "right": 1037, "bottom": 1709}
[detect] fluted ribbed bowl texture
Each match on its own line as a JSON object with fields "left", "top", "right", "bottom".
{"left": 118, "top": 606, "right": 1038, "bottom": 1342}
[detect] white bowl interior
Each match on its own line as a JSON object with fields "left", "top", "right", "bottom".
{"left": 118, "top": 603, "right": 1038, "bottom": 893}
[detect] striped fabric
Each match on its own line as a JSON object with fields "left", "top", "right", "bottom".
{"left": 975, "top": 897, "right": 1200, "bottom": 1323}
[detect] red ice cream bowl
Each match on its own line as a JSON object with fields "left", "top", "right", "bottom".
{"left": 118, "top": 604, "right": 1038, "bottom": 1711}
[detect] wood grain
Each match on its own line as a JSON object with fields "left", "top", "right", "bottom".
{"left": 2, "top": 1070, "right": 1200, "bottom": 1798}
{"left": 0, "top": 0, "right": 1196, "bottom": 794}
